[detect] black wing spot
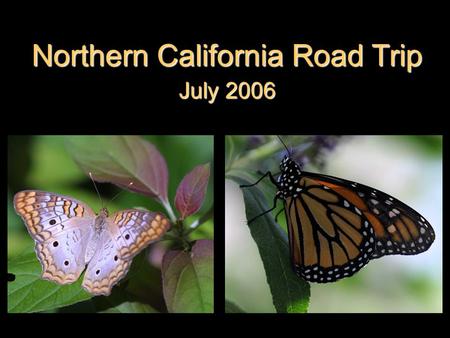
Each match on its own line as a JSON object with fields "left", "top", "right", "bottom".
{"left": 8, "top": 273, "right": 16, "bottom": 282}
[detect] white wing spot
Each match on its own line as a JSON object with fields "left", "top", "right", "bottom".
{"left": 387, "top": 225, "right": 397, "bottom": 234}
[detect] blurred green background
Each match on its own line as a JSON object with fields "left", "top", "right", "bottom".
{"left": 225, "top": 135, "right": 442, "bottom": 313}
{"left": 8, "top": 135, "right": 214, "bottom": 259}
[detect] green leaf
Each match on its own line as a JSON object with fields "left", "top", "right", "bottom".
{"left": 229, "top": 176, "right": 310, "bottom": 313}
{"left": 225, "top": 299, "right": 246, "bottom": 313}
{"left": 100, "top": 301, "right": 157, "bottom": 313}
{"left": 162, "top": 239, "right": 213, "bottom": 313}
{"left": 7, "top": 247, "right": 92, "bottom": 313}
{"left": 92, "top": 286, "right": 158, "bottom": 313}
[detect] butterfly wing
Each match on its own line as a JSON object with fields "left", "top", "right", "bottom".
{"left": 110, "top": 209, "right": 171, "bottom": 260}
{"left": 81, "top": 229, "right": 131, "bottom": 296}
{"left": 303, "top": 172, "right": 435, "bottom": 259}
{"left": 82, "top": 209, "right": 170, "bottom": 296}
{"left": 14, "top": 190, "right": 96, "bottom": 284}
{"left": 285, "top": 176, "right": 374, "bottom": 283}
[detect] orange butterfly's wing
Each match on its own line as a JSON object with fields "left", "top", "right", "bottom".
{"left": 303, "top": 172, "right": 435, "bottom": 259}
{"left": 261, "top": 156, "right": 434, "bottom": 284}
{"left": 284, "top": 176, "right": 374, "bottom": 282}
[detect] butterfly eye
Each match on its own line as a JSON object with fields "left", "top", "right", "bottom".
{"left": 53, "top": 241, "right": 59, "bottom": 247}
{"left": 49, "top": 219, "right": 56, "bottom": 225}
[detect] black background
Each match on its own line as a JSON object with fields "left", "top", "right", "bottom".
{"left": 4, "top": 3, "right": 447, "bottom": 334}
{"left": 7, "top": 9, "right": 446, "bottom": 134}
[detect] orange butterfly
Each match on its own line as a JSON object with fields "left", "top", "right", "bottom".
{"left": 241, "top": 137, "right": 435, "bottom": 282}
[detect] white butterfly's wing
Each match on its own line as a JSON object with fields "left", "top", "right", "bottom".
{"left": 14, "top": 190, "right": 96, "bottom": 284}
{"left": 110, "top": 209, "right": 171, "bottom": 260}
{"left": 82, "top": 209, "right": 170, "bottom": 296}
{"left": 82, "top": 229, "right": 131, "bottom": 296}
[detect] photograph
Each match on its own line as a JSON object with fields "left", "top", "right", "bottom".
{"left": 7, "top": 135, "right": 214, "bottom": 313}
{"left": 225, "top": 135, "right": 442, "bottom": 313}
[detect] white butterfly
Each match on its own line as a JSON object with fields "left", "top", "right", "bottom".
{"left": 14, "top": 190, "right": 170, "bottom": 296}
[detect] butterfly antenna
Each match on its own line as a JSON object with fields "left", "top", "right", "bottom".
{"left": 107, "top": 182, "right": 134, "bottom": 207}
{"left": 277, "top": 135, "right": 291, "bottom": 156}
{"left": 89, "top": 172, "right": 104, "bottom": 208}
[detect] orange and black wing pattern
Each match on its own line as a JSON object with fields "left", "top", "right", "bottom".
{"left": 284, "top": 170, "right": 435, "bottom": 283}
{"left": 304, "top": 172, "right": 435, "bottom": 258}
{"left": 284, "top": 175, "right": 374, "bottom": 282}
{"left": 244, "top": 155, "right": 435, "bottom": 283}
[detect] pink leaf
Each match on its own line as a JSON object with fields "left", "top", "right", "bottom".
{"left": 66, "top": 136, "right": 169, "bottom": 204}
{"left": 175, "top": 163, "right": 210, "bottom": 219}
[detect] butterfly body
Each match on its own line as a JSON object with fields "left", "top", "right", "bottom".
{"left": 244, "top": 155, "right": 435, "bottom": 283}
{"left": 14, "top": 190, "right": 170, "bottom": 296}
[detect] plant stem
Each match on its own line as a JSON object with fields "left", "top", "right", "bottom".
{"left": 161, "top": 199, "right": 177, "bottom": 223}
{"left": 233, "top": 138, "right": 282, "bottom": 169}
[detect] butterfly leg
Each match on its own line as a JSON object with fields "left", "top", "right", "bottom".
{"left": 247, "top": 194, "right": 280, "bottom": 224}
{"left": 257, "top": 170, "right": 280, "bottom": 177}
{"left": 274, "top": 208, "right": 284, "bottom": 223}
{"left": 240, "top": 171, "right": 279, "bottom": 189}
